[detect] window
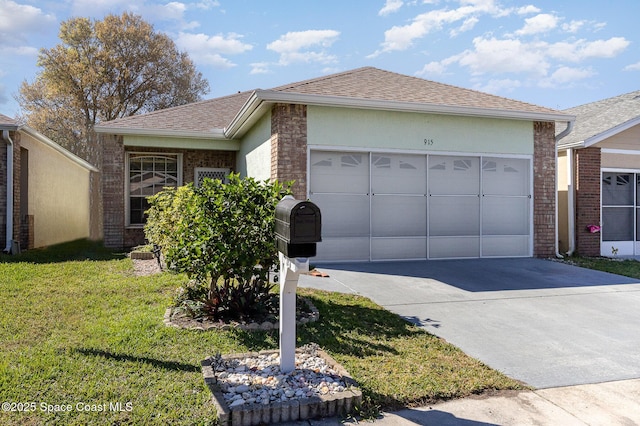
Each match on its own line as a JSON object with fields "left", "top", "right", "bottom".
{"left": 127, "top": 153, "right": 182, "bottom": 226}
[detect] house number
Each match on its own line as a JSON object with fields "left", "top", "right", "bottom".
{"left": 424, "top": 138, "right": 434, "bottom": 146}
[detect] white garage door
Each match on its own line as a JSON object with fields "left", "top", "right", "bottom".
{"left": 309, "top": 150, "right": 531, "bottom": 261}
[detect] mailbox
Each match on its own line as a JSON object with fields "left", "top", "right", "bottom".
{"left": 275, "top": 197, "right": 321, "bottom": 258}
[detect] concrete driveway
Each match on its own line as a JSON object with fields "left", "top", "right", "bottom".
{"left": 298, "top": 258, "right": 640, "bottom": 389}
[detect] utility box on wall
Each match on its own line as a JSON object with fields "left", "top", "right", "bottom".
{"left": 275, "top": 197, "right": 322, "bottom": 258}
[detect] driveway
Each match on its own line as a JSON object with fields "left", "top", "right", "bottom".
{"left": 298, "top": 258, "right": 640, "bottom": 389}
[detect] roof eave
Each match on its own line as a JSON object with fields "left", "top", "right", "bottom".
{"left": 94, "top": 126, "right": 228, "bottom": 140}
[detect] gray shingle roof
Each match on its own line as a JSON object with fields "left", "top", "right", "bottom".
{"left": 0, "top": 113, "right": 19, "bottom": 128}
{"left": 97, "top": 67, "right": 567, "bottom": 136}
{"left": 559, "top": 90, "right": 640, "bottom": 145}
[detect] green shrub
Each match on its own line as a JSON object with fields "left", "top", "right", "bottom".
{"left": 145, "top": 173, "right": 291, "bottom": 320}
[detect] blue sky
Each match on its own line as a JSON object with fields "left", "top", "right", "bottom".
{"left": 1, "top": 0, "right": 638, "bottom": 118}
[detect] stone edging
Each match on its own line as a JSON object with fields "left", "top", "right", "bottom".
{"left": 163, "top": 298, "right": 320, "bottom": 331}
{"left": 202, "top": 348, "right": 362, "bottom": 426}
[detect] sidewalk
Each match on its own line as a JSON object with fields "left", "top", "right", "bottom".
{"left": 283, "top": 378, "right": 640, "bottom": 425}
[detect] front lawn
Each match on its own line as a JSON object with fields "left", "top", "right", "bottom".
{"left": 0, "top": 240, "right": 525, "bottom": 425}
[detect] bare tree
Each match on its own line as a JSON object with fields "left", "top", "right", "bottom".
{"left": 17, "top": 12, "right": 210, "bottom": 164}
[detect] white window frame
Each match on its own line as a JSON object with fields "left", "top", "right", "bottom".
{"left": 125, "top": 152, "right": 183, "bottom": 228}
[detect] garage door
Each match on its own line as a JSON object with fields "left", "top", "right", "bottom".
{"left": 309, "top": 150, "right": 531, "bottom": 261}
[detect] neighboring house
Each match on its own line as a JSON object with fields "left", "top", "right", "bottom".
{"left": 557, "top": 90, "right": 640, "bottom": 257}
{"left": 0, "top": 113, "right": 100, "bottom": 253}
{"left": 95, "top": 67, "right": 572, "bottom": 261}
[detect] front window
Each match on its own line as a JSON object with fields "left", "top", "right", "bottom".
{"left": 127, "top": 153, "right": 182, "bottom": 226}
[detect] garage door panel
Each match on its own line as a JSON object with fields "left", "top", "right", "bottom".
{"left": 482, "top": 157, "right": 530, "bottom": 196}
{"left": 310, "top": 193, "right": 369, "bottom": 237}
{"left": 482, "top": 236, "right": 529, "bottom": 257}
{"left": 310, "top": 151, "right": 369, "bottom": 193}
{"left": 372, "top": 238, "right": 427, "bottom": 260}
{"left": 428, "top": 156, "right": 479, "bottom": 195}
{"left": 371, "top": 154, "right": 426, "bottom": 194}
{"left": 482, "top": 197, "right": 530, "bottom": 235}
{"left": 429, "top": 237, "right": 480, "bottom": 258}
{"left": 429, "top": 196, "right": 480, "bottom": 236}
{"left": 316, "top": 238, "right": 370, "bottom": 261}
{"left": 372, "top": 195, "right": 426, "bottom": 237}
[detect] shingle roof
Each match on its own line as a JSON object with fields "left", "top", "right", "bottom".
{"left": 97, "top": 67, "right": 567, "bottom": 136}
{"left": 0, "top": 113, "right": 19, "bottom": 128}
{"left": 96, "top": 91, "right": 253, "bottom": 133}
{"left": 270, "top": 67, "right": 560, "bottom": 114}
{"left": 558, "top": 90, "right": 640, "bottom": 145}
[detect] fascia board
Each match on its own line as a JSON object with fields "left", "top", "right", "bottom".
{"left": 93, "top": 126, "right": 228, "bottom": 139}
{"left": 557, "top": 140, "right": 586, "bottom": 151}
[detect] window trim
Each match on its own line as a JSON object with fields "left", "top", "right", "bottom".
{"left": 125, "top": 152, "right": 183, "bottom": 228}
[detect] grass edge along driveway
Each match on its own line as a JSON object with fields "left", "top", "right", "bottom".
{"left": 0, "top": 240, "right": 525, "bottom": 425}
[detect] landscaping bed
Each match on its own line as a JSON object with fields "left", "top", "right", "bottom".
{"left": 0, "top": 240, "right": 527, "bottom": 425}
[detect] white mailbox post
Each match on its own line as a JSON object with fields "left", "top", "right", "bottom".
{"left": 278, "top": 253, "right": 309, "bottom": 373}
{"left": 274, "top": 196, "right": 321, "bottom": 373}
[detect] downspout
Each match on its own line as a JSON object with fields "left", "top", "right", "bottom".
{"left": 2, "top": 130, "right": 14, "bottom": 253}
{"left": 555, "top": 120, "right": 575, "bottom": 258}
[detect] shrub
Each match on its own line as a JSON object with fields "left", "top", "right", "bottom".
{"left": 145, "top": 174, "right": 291, "bottom": 320}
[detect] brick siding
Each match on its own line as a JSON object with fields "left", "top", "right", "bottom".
{"left": 533, "top": 121, "right": 557, "bottom": 257}
{"left": 270, "top": 104, "right": 307, "bottom": 199}
{"left": 100, "top": 135, "right": 237, "bottom": 249}
{"left": 574, "top": 147, "right": 601, "bottom": 256}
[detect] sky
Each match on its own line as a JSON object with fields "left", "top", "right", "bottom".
{"left": 1, "top": 0, "right": 639, "bottom": 119}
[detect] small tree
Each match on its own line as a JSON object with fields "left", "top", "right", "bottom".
{"left": 145, "top": 174, "right": 292, "bottom": 320}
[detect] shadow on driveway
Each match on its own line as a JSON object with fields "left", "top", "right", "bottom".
{"left": 315, "top": 258, "right": 639, "bottom": 292}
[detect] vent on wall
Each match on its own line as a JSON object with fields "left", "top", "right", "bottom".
{"left": 195, "top": 168, "right": 230, "bottom": 187}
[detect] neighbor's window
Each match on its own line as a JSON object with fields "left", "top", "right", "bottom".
{"left": 127, "top": 153, "right": 182, "bottom": 226}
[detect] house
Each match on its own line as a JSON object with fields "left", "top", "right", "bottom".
{"left": 95, "top": 67, "right": 573, "bottom": 261}
{"left": 0, "top": 113, "right": 99, "bottom": 253}
{"left": 557, "top": 90, "right": 640, "bottom": 257}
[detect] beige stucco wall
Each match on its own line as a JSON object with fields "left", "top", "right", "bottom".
{"left": 601, "top": 152, "right": 640, "bottom": 169}
{"left": 307, "top": 106, "right": 534, "bottom": 155}
{"left": 237, "top": 112, "right": 272, "bottom": 180}
{"left": 20, "top": 133, "right": 93, "bottom": 247}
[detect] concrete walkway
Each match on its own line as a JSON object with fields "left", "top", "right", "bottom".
{"left": 295, "top": 258, "right": 640, "bottom": 424}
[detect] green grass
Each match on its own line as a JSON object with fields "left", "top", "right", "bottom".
{"left": 563, "top": 255, "right": 640, "bottom": 279}
{"left": 0, "top": 240, "right": 525, "bottom": 425}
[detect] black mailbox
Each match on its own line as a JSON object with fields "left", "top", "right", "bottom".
{"left": 275, "top": 197, "right": 321, "bottom": 258}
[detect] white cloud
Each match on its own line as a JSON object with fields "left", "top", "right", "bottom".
{"left": 250, "top": 62, "right": 271, "bottom": 75}
{"left": 515, "top": 13, "right": 558, "bottom": 36}
{"left": 176, "top": 32, "right": 253, "bottom": 68}
{"left": 379, "top": 0, "right": 404, "bottom": 16}
{"left": 624, "top": 62, "right": 640, "bottom": 71}
{"left": 370, "top": 0, "right": 513, "bottom": 56}
{"left": 562, "top": 20, "right": 586, "bottom": 34}
{"left": 516, "top": 5, "right": 540, "bottom": 15}
{"left": 476, "top": 78, "right": 522, "bottom": 94}
{"left": 0, "top": 0, "right": 56, "bottom": 45}
{"left": 455, "top": 36, "right": 550, "bottom": 76}
{"left": 539, "top": 66, "right": 595, "bottom": 88}
{"left": 267, "top": 30, "right": 340, "bottom": 65}
{"left": 450, "top": 17, "right": 479, "bottom": 37}
{"left": 549, "top": 37, "right": 630, "bottom": 62}
{"left": 416, "top": 61, "right": 449, "bottom": 76}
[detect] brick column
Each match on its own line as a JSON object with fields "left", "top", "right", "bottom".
{"left": 270, "top": 104, "right": 308, "bottom": 200}
{"left": 533, "top": 121, "right": 556, "bottom": 257}
{"left": 101, "top": 134, "right": 125, "bottom": 248}
{"left": 574, "top": 147, "right": 601, "bottom": 256}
